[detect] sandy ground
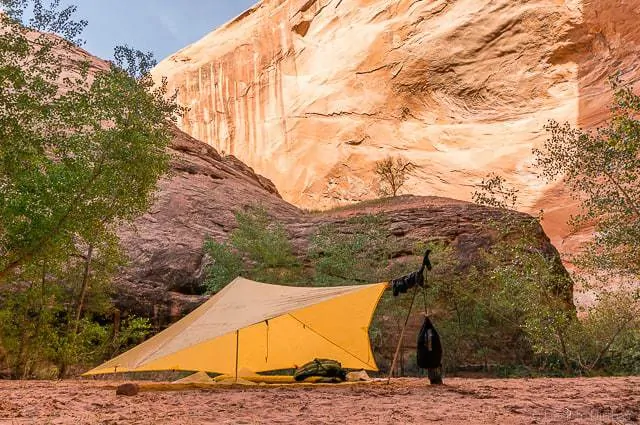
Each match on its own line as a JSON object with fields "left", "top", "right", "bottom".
{"left": 0, "top": 377, "right": 638, "bottom": 424}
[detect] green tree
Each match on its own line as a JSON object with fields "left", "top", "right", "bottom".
{"left": 113, "top": 44, "right": 157, "bottom": 79}
{"left": 309, "top": 215, "right": 401, "bottom": 285}
{"left": 202, "top": 239, "right": 244, "bottom": 293}
{"left": 534, "top": 76, "right": 640, "bottom": 279}
{"left": 0, "top": 238, "right": 151, "bottom": 378}
{"left": 472, "top": 173, "right": 520, "bottom": 211}
{"left": 471, "top": 171, "right": 639, "bottom": 375}
{"left": 0, "top": 0, "right": 175, "bottom": 377}
{"left": 532, "top": 76, "right": 640, "bottom": 373}
{"left": 0, "top": 0, "right": 181, "bottom": 282}
{"left": 230, "top": 207, "right": 299, "bottom": 272}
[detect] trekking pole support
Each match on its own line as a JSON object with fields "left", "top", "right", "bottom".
{"left": 235, "top": 330, "right": 239, "bottom": 383}
{"left": 387, "top": 285, "right": 419, "bottom": 384}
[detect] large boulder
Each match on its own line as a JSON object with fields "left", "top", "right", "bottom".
{"left": 115, "top": 130, "right": 569, "bottom": 325}
{"left": 114, "top": 128, "right": 299, "bottom": 323}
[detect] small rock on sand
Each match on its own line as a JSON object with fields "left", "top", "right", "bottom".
{"left": 116, "top": 383, "right": 139, "bottom": 396}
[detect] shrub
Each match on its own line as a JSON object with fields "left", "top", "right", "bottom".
{"left": 203, "top": 206, "right": 302, "bottom": 293}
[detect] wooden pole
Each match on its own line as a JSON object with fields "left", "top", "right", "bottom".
{"left": 387, "top": 285, "right": 418, "bottom": 384}
{"left": 235, "top": 330, "right": 239, "bottom": 382}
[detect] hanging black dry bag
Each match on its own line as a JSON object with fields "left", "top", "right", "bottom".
{"left": 416, "top": 316, "right": 442, "bottom": 370}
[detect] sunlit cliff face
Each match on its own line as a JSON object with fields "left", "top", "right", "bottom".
{"left": 152, "top": 0, "right": 640, "bottom": 258}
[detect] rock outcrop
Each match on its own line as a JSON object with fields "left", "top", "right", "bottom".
{"left": 116, "top": 129, "right": 567, "bottom": 325}
{"left": 152, "top": 0, "right": 640, "bottom": 262}
{"left": 115, "top": 128, "right": 298, "bottom": 323}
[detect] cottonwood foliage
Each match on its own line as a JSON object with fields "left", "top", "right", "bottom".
{"left": 203, "top": 206, "right": 301, "bottom": 293}
{"left": 535, "top": 76, "right": 640, "bottom": 280}
{"left": 0, "top": 0, "right": 178, "bottom": 377}
{"left": 0, "top": 1, "right": 179, "bottom": 280}
{"left": 530, "top": 76, "right": 640, "bottom": 373}
{"left": 469, "top": 173, "right": 639, "bottom": 375}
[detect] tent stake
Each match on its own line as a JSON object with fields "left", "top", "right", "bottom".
{"left": 387, "top": 285, "right": 418, "bottom": 384}
{"left": 235, "top": 330, "right": 239, "bottom": 383}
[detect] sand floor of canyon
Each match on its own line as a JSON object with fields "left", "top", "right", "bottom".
{"left": 0, "top": 377, "right": 638, "bottom": 424}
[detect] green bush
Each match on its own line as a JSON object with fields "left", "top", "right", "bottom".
{"left": 0, "top": 279, "right": 151, "bottom": 378}
{"left": 203, "top": 240, "right": 244, "bottom": 293}
{"left": 231, "top": 207, "right": 298, "bottom": 270}
{"left": 309, "top": 215, "right": 396, "bottom": 285}
{"left": 203, "top": 206, "right": 302, "bottom": 293}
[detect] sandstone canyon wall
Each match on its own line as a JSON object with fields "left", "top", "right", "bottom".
{"left": 152, "top": 0, "right": 640, "bottom": 257}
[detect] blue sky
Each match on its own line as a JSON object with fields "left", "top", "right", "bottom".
{"left": 65, "top": 1, "right": 258, "bottom": 61}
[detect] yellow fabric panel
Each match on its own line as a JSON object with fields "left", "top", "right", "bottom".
{"left": 83, "top": 280, "right": 238, "bottom": 375}
{"left": 123, "top": 311, "right": 377, "bottom": 375}
{"left": 290, "top": 283, "right": 385, "bottom": 369}
{"left": 84, "top": 279, "right": 387, "bottom": 376}
{"left": 128, "top": 279, "right": 372, "bottom": 368}
{"left": 237, "top": 314, "right": 378, "bottom": 372}
{"left": 131, "top": 331, "right": 237, "bottom": 373}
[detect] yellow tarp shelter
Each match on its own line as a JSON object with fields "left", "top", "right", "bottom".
{"left": 84, "top": 277, "right": 387, "bottom": 376}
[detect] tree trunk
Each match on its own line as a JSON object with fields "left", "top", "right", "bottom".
{"left": 73, "top": 245, "right": 93, "bottom": 335}
{"left": 110, "top": 309, "right": 121, "bottom": 357}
